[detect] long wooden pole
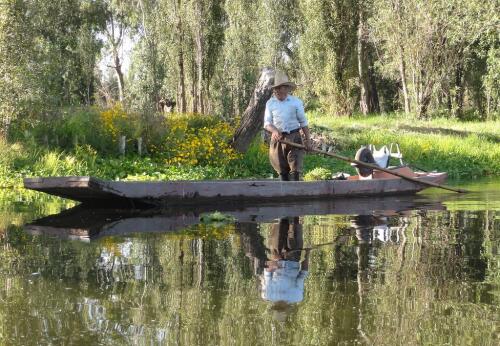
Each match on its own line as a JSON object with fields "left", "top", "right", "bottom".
{"left": 280, "top": 139, "right": 467, "bottom": 193}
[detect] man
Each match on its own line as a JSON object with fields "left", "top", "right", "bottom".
{"left": 264, "top": 71, "right": 312, "bottom": 181}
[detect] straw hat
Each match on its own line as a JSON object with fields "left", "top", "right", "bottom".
{"left": 272, "top": 70, "right": 296, "bottom": 89}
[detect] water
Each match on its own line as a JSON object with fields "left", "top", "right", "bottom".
{"left": 0, "top": 179, "right": 498, "bottom": 345}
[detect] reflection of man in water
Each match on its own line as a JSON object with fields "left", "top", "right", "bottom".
{"left": 261, "top": 217, "right": 310, "bottom": 304}
{"left": 238, "top": 217, "right": 309, "bottom": 305}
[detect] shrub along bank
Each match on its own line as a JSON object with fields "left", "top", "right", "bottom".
{"left": 0, "top": 108, "right": 498, "bottom": 188}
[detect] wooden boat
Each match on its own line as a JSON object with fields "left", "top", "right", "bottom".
{"left": 24, "top": 195, "right": 446, "bottom": 241}
{"left": 23, "top": 167, "right": 447, "bottom": 208}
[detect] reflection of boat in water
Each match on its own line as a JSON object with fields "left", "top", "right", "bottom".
{"left": 24, "top": 195, "right": 445, "bottom": 241}
{"left": 23, "top": 170, "right": 447, "bottom": 208}
{"left": 350, "top": 214, "right": 410, "bottom": 244}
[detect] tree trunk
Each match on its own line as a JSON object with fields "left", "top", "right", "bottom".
{"left": 0, "top": 115, "right": 10, "bottom": 139}
{"left": 418, "top": 82, "right": 433, "bottom": 118}
{"left": 175, "top": 0, "right": 186, "bottom": 113}
{"left": 368, "top": 70, "right": 380, "bottom": 113}
{"left": 454, "top": 63, "right": 464, "bottom": 118}
{"left": 357, "top": 8, "right": 379, "bottom": 115}
{"left": 358, "top": 16, "right": 369, "bottom": 115}
{"left": 399, "top": 51, "right": 410, "bottom": 114}
{"left": 419, "top": 95, "right": 432, "bottom": 118}
{"left": 194, "top": 0, "right": 204, "bottom": 114}
{"left": 114, "top": 53, "right": 125, "bottom": 102}
{"left": 231, "top": 68, "right": 275, "bottom": 153}
{"left": 178, "top": 45, "right": 186, "bottom": 112}
{"left": 107, "top": 15, "right": 125, "bottom": 102}
{"left": 395, "top": 0, "right": 410, "bottom": 114}
{"left": 191, "top": 48, "right": 197, "bottom": 113}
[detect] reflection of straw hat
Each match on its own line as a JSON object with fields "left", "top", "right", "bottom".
{"left": 272, "top": 70, "right": 296, "bottom": 89}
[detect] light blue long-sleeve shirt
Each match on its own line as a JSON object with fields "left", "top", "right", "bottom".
{"left": 263, "top": 95, "right": 308, "bottom": 133}
{"left": 261, "top": 260, "right": 308, "bottom": 303}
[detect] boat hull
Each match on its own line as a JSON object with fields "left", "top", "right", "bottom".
{"left": 23, "top": 173, "right": 448, "bottom": 208}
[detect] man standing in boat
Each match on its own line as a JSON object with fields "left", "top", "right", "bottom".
{"left": 264, "top": 71, "right": 312, "bottom": 181}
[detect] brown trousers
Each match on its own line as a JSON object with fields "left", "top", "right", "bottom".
{"left": 268, "top": 217, "right": 303, "bottom": 262}
{"left": 269, "top": 131, "right": 304, "bottom": 175}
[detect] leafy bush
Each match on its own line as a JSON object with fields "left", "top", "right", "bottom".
{"left": 99, "top": 103, "right": 141, "bottom": 140}
{"left": 303, "top": 167, "right": 333, "bottom": 181}
{"left": 149, "top": 113, "right": 241, "bottom": 167}
{"left": 231, "top": 139, "right": 271, "bottom": 178}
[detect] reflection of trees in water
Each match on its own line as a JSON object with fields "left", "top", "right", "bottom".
{"left": 95, "top": 238, "right": 162, "bottom": 285}
{"left": 0, "top": 189, "right": 73, "bottom": 229}
{"left": 0, "top": 210, "right": 497, "bottom": 344}
{"left": 353, "top": 210, "right": 498, "bottom": 345}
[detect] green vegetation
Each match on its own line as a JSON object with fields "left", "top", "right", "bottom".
{"left": 0, "top": 110, "right": 498, "bottom": 188}
{"left": 0, "top": 108, "right": 261, "bottom": 187}
{"left": 0, "top": 0, "right": 498, "bottom": 187}
{"left": 308, "top": 112, "right": 500, "bottom": 178}
{"left": 303, "top": 167, "right": 334, "bottom": 181}
{"left": 0, "top": 0, "right": 498, "bottom": 137}
{"left": 199, "top": 211, "right": 237, "bottom": 224}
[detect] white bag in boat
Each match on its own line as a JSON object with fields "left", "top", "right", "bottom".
{"left": 368, "top": 144, "right": 390, "bottom": 168}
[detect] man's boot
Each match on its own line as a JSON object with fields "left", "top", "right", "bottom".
{"left": 290, "top": 171, "right": 301, "bottom": 181}
{"left": 279, "top": 173, "right": 290, "bottom": 181}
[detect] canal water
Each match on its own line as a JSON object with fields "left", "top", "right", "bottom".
{"left": 0, "top": 179, "right": 498, "bottom": 345}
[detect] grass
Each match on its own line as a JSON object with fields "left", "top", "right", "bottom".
{"left": 0, "top": 111, "right": 498, "bottom": 189}
{"left": 307, "top": 112, "right": 500, "bottom": 178}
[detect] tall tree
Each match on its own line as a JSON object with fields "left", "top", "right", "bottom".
{"left": 0, "top": 0, "right": 105, "bottom": 135}
{"left": 0, "top": 0, "right": 31, "bottom": 136}
{"left": 357, "top": 0, "right": 379, "bottom": 114}
{"left": 219, "top": 0, "right": 260, "bottom": 116}
{"left": 103, "top": 0, "right": 129, "bottom": 102}
{"left": 174, "top": 0, "right": 187, "bottom": 112}
{"left": 193, "top": 0, "right": 205, "bottom": 113}
{"left": 370, "top": 0, "right": 499, "bottom": 117}
{"left": 298, "top": 0, "right": 359, "bottom": 115}
{"left": 127, "top": 0, "right": 165, "bottom": 112}
{"left": 187, "top": 0, "right": 225, "bottom": 114}
{"left": 258, "top": 0, "right": 301, "bottom": 73}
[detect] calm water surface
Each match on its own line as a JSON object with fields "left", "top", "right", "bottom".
{"left": 0, "top": 179, "right": 498, "bottom": 345}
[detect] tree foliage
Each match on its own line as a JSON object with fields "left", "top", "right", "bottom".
{"left": 0, "top": 0, "right": 105, "bottom": 135}
{"left": 0, "top": 0, "right": 498, "bottom": 136}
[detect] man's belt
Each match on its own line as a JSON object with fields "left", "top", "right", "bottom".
{"left": 281, "top": 128, "right": 300, "bottom": 136}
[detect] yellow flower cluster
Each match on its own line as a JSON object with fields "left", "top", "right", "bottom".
{"left": 99, "top": 103, "right": 130, "bottom": 139}
{"left": 156, "top": 113, "right": 241, "bottom": 166}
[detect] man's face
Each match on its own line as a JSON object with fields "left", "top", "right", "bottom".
{"left": 274, "top": 85, "right": 290, "bottom": 101}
